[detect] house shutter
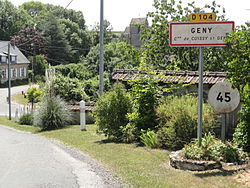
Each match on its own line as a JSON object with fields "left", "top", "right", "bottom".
{"left": 19, "top": 67, "right": 22, "bottom": 77}
{"left": 24, "top": 67, "right": 27, "bottom": 77}
{"left": 6, "top": 68, "right": 8, "bottom": 78}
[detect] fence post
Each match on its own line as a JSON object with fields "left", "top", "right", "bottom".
{"left": 80, "top": 100, "right": 86, "bottom": 131}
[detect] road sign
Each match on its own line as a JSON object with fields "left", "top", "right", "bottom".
{"left": 189, "top": 13, "right": 216, "bottom": 22}
{"left": 208, "top": 81, "right": 240, "bottom": 114}
{"left": 169, "top": 21, "right": 234, "bottom": 47}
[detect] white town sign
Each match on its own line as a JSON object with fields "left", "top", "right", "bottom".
{"left": 169, "top": 21, "right": 234, "bottom": 47}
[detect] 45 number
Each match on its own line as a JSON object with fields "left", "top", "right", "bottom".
{"left": 216, "top": 92, "right": 231, "bottom": 102}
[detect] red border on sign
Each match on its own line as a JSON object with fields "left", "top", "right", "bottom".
{"left": 169, "top": 21, "right": 234, "bottom": 47}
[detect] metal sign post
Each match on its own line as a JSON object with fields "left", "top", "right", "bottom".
{"left": 198, "top": 47, "right": 204, "bottom": 146}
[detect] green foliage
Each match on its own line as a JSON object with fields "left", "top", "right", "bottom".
{"left": 53, "top": 74, "right": 89, "bottom": 102}
{"left": 43, "top": 14, "right": 72, "bottom": 65}
{"left": 31, "top": 55, "right": 48, "bottom": 78}
{"left": 93, "top": 83, "right": 132, "bottom": 141}
{"left": 140, "top": 130, "right": 159, "bottom": 148}
{"left": 233, "top": 84, "right": 250, "bottom": 151}
{"left": 183, "top": 133, "right": 247, "bottom": 163}
{"left": 120, "top": 123, "right": 138, "bottom": 143}
{"left": 225, "top": 26, "right": 250, "bottom": 151}
{"left": 140, "top": 0, "right": 226, "bottom": 71}
{"left": 19, "top": 113, "right": 33, "bottom": 125}
{"left": 54, "top": 63, "right": 93, "bottom": 80}
{"left": 90, "top": 20, "right": 113, "bottom": 46}
{"left": 84, "top": 42, "right": 140, "bottom": 75}
{"left": 33, "top": 96, "right": 72, "bottom": 130}
{"left": 27, "top": 87, "right": 42, "bottom": 109}
{"left": 156, "top": 95, "right": 218, "bottom": 149}
{"left": 128, "top": 75, "right": 160, "bottom": 133}
{"left": 225, "top": 26, "right": 250, "bottom": 89}
{"left": 0, "top": 0, "right": 30, "bottom": 40}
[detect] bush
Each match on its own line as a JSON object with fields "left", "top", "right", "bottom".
{"left": 233, "top": 84, "right": 250, "bottom": 151}
{"left": 128, "top": 77, "right": 160, "bottom": 133}
{"left": 19, "top": 113, "right": 33, "bottom": 125}
{"left": 156, "top": 95, "right": 218, "bottom": 149}
{"left": 183, "top": 133, "right": 247, "bottom": 163}
{"left": 33, "top": 96, "right": 72, "bottom": 130}
{"left": 93, "top": 82, "right": 132, "bottom": 141}
{"left": 140, "top": 130, "right": 159, "bottom": 148}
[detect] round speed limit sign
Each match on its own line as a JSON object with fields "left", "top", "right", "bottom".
{"left": 208, "top": 81, "right": 240, "bottom": 114}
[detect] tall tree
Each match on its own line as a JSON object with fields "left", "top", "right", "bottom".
{"left": 43, "top": 14, "right": 72, "bottom": 65}
{"left": 0, "top": 0, "right": 30, "bottom": 40}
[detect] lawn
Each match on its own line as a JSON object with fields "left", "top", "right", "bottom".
{"left": 0, "top": 116, "right": 246, "bottom": 188}
{"left": 12, "top": 93, "right": 29, "bottom": 105}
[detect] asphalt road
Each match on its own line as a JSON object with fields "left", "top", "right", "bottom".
{"left": 0, "top": 125, "right": 122, "bottom": 188}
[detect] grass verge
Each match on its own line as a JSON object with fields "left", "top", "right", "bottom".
{"left": 0, "top": 116, "right": 245, "bottom": 188}
{"left": 12, "top": 93, "right": 29, "bottom": 105}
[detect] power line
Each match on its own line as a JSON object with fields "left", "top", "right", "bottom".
{"left": 18, "top": 47, "right": 69, "bottom": 65}
{"left": 65, "top": 0, "right": 74, "bottom": 9}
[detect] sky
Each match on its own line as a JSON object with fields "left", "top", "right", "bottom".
{"left": 10, "top": 0, "right": 250, "bottom": 31}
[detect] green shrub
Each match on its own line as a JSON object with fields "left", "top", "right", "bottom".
{"left": 93, "top": 82, "right": 132, "bottom": 141}
{"left": 183, "top": 133, "right": 247, "bottom": 163}
{"left": 120, "top": 123, "right": 138, "bottom": 143}
{"left": 19, "top": 113, "right": 33, "bottom": 125}
{"left": 233, "top": 84, "right": 250, "bottom": 151}
{"left": 33, "top": 96, "right": 72, "bottom": 130}
{"left": 128, "top": 77, "right": 160, "bottom": 133}
{"left": 156, "top": 95, "right": 218, "bottom": 149}
{"left": 140, "top": 130, "right": 159, "bottom": 148}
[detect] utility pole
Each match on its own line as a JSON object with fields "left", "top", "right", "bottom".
{"left": 7, "top": 42, "right": 11, "bottom": 120}
{"left": 99, "top": 0, "right": 104, "bottom": 96}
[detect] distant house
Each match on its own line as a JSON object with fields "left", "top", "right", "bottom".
{"left": 0, "top": 41, "right": 30, "bottom": 84}
{"left": 124, "top": 18, "right": 148, "bottom": 48}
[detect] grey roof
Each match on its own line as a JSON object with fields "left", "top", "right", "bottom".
{"left": 130, "top": 18, "right": 148, "bottom": 25}
{"left": 0, "top": 41, "right": 30, "bottom": 64}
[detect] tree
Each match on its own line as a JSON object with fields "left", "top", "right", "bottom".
{"left": 11, "top": 27, "right": 46, "bottom": 57}
{"left": 140, "top": 0, "right": 226, "bottom": 71}
{"left": 225, "top": 24, "right": 250, "bottom": 151}
{"left": 90, "top": 20, "right": 113, "bottom": 46}
{"left": 0, "top": 0, "right": 30, "bottom": 40}
{"left": 43, "top": 14, "right": 72, "bottom": 65}
{"left": 84, "top": 42, "right": 140, "bottom": 75}
{"left": 27, "top": 87, "right": 41, "bottom": 110}
{"left": 19, "top": 1, "right": 47, "bottom": 27}
{"left": 60, "top": 19, "right": 91, "bottom": 62}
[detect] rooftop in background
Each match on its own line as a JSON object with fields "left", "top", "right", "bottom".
{"left": 130, "top": 18, "right": 148, "bottom": 25}
{"left": 112, "top": 69, "right": 228, "bottom": 85}
{"left": 0, "top": 41, "right": 30, "bottom": 64}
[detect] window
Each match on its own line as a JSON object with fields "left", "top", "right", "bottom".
{"left": 1, "top": 56, "right": 7, "bottom": 63}
{"left": 11, "top": 56, "right": 16, "bottom": 62}
{"left": 12, "top": 68, "right": 17, "bottom": 78}
{"left": 24, "top": 67, "right": 27, "bottom": 77}
{"left": 1, "top": 69, "right": 6, "bottom": 78}
{"left": 20, "top": 67, "right": 24, "bottom": 77}
{"left": 10, "top": 68, "right": 13, "bottom": 78}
